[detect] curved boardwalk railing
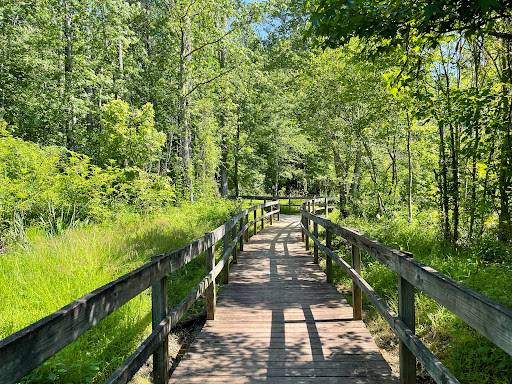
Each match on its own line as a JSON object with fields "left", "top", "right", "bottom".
{"left": 300, "top": 197, "right": 512, "bottom": 384}
{"left": 0, "top": 201, "right": 280, "bottom": 384}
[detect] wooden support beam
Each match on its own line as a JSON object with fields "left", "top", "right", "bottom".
{"left": 244, "top": 214, "right": 249, "bottom": 243}
{"left": 231, "top": 225, "right": 237, "bottom": 264}
{"left": 326, "top": 230, "right": 332, "bottom": 283}
{"left": 223, "top": 226, "right": 230, "bottom": 284}
{"left": 351, "top": 245, "right": 362, "bottom": 320}
{"left": 313, "top": 221, "right": 319, "bottom": 264}
{"left": 399, "top": 253, "right": 416, "bottom": 384}
{"left": 239, "top": 218, "right": 244, "bottom": 252}
{"left": 151, "top": 256, "right": 168, "bottom": 384}
{"left": 254, "top": 210, "right": 257, "bottom": 235}
{"left": 325, "top": 197, "right": 329, "bottom": 218}
{"left": 261, "top": 206, "right": 265, "bottom": 229}
{"left": 205, "top": 234, "right": 216, "bottom": 320}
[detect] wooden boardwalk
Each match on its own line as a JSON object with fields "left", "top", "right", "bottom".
{"left": 170, "top": 215, "right": 397, "bottom": 383}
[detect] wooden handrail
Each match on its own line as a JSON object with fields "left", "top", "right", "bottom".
{"left": 0, "top": 201, "right": 281, "bottom": 384}
{"left": 300, "top": 200, "right": 512, "bottom": 384}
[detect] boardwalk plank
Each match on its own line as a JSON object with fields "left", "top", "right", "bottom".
{"left": 169, "top": 215, "right": 397, "bottom": 383}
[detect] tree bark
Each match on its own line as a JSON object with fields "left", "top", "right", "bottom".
{"left": 407, "top": 113, "right": 413, "bottom": 223}
{"left": 350, "top": 146, "right": 361, "bottom": 195}
{"left": 362, "top": 140, "right": 386, "bottom": 217}
{"left": 63, "top": 0, "right": 75, "bottom": 149}
{"left": 178, "top": 14, "right": 193, "bottom": 202}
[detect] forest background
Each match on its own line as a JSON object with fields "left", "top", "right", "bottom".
{"left": 1, "top": 0, "right": 512, "bottom": 383}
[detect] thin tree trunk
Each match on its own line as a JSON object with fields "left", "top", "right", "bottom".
{"left": 178, "top": 15, "right": 193, "bottom": 202}
{"left": 333, "top": 147, "right": 347, "bottom": 214}
{"left": 118, "top": 41, "right": 124, "bottom": 100}
{"left": 234, "top": 123, "right": 240, "bottom": 198}
{"left": 218, "top": 33, "right": 228, "bottom": 197}
{"left": 407, "top": 113, "right": 413, "bottom": 223}
{"left": 439, "top": 121, "right": 451, "bottom": 242}
{"left": 498, "top": 39, "right": 512, "bottom": 241}
{"left": 63, "top": 0, "right": 75, "bottom": 149}
{"left": 362, "top": 140, "right": 386, "bottom": 217}
{"left": 350, "top": 146, "right": 361, "bottom": 195}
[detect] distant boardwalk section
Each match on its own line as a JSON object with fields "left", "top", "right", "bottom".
{"left": 170, "top": 215, "right": 397, "bottom": 383}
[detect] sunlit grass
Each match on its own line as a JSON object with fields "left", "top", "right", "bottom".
{"left": 322, "top": 209, "right": 512, "bottom": 384}
{"left": 0, "top": 199, "right": 239, "bottom": 383}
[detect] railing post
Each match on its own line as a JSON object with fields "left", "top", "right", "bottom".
{"left": 254, "top": 209, "right": 257, "bottom": 235}
{"left": 223, "top": 223, "right": 230, "bottom": 284}
{"left": 399, "top": 252, "right": 416, "bottom": 384}
{"left": 270, "top": 204, "right": 273, "bottom": 225}
{"left": 239, "top": 216, "right": 244, "bottom": 251}
{"left": 305, "top": 202, "right": 310, "bottom": 250}
{"left": 300, "top": 212, "right": 306, "bottom": 243}
{"left": 325, "top": 197, "right": 328, "bottom": 218}
{"left": 313, "top": 221, "right": 319, "bottom": 264}
{"left": 277, "top": 201, "right": 280, "bottom": 221}
{"left": 205, "top": 233, "right": 216, "bottom": 320}
{"left": 312, "top": 198, "right": 316, "bottom": 214}
{"left": 151, "top": 255, "right": 168, "bottom": 384}
{"left": 232, "top": 222, "right": 238, "bottom": 264}
{"left": 326, "top": 229, "right": 332, "bottom": 283}
{"left": 261, "top": 205, "right": 265, "bottom": 229}
{"left": 351, "top": 245, "right": 362, "bottom": 320}
{"left": 289, "top": 197, "right": 291, "bottom": 214}
{"left": 245, "top": 213, "right": 249, "bottom": 242}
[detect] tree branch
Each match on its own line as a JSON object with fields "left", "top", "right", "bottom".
{"left": 488, "top": 31, "right": 512, "bottom": 40}
{"left": 185, "top": 29, "right": 235, "bottom": 59}
{"left": 185, "top": 67, "right": 236, "bottom": 97}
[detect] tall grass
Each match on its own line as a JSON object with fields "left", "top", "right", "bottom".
{"left": 325, "top": 209, "right": 512, "bottom": 384}
{"left": 0, "top": 198, "right": 239, "bottom": 383}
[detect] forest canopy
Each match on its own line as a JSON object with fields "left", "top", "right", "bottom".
{"left": 1, "top": 0, "right": 512, "bottom": 246}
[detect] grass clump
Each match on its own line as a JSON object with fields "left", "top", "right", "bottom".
{"left": 0, "top": 198, "right": 239, "bottom": 383}
{"left": 325, "top": 209, "right": 512, "bottom": 384}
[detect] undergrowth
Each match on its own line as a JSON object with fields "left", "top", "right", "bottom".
{"left": 322, "top": 209, "right": 512, "bottom": 384}
{"left": 0, "top": 198, "right": 240, "bottom": 383}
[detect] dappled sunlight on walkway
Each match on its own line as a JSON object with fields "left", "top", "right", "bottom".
{"left": 170, "top": 215, "right": 397, "bottom": 383}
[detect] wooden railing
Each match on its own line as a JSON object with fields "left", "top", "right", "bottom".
{"left": 234, "top": 195, "right": 337, "bottom": 216}
{"left": 0, "top": 201, "right": 280, "bottom": 384}
{"left": 300, "top": 198, "right": 512, "bottom": 384}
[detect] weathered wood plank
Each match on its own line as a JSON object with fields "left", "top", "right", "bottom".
{"left": 170, "top": 217, "right": 396, "bottom": 384}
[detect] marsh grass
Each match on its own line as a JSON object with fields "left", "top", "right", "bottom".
{"left": 320, "top": 209, "right": 512, "bottom": 384}
{"left": 0, "top": 199, "right": 239, "bottom": 383}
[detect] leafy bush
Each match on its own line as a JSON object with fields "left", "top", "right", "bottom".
{"left": 0, "top": 128, "right": 175, "bottom": 242}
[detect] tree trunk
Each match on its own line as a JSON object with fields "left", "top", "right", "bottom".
{"left": 333, "top": 147, "right": 347, "bottom": 214}
{"left": 118, "top": 40, "right": 124, "bottom": 100}
{"left": 362, "top": 140, "right": 386, "bottom": 217}
{"left": 407, "top": 113, "right": 413, "bottom": 223}
{"left": 350, "top": 146, "right": 361, "bottom": 195}
{"left": 234, "top": 123, "right": 240, "bottom": 198}
{"left": 63, "top": 0, "right": 75, "bottom": 150}
{"left": 498, "top": 39, "right": 512, "bottom": 241}
{"left": 178, "top": 15, "right": 193, "bottom": 203}
{"left": 448, "top": 120, "right": 460, "bottom": 244}
{"left": 218, "top": 34, "right": 228, "bottom": 197}
{"left": 439, "top": 121, "right": 451, "bottom": 242}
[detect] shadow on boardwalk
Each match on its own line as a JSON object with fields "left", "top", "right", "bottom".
{"left": 170, "top": 215, "right": 397, "bottom": 383}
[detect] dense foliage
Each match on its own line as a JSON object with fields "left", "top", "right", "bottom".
{"left": 1, "top": 0, "right": 512, "bottom": 382}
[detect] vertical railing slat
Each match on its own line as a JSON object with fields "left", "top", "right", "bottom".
{"left": 351, "top": 245, "right": 362, "bottom": 320}
{"left": 151, "top": 255, "right": 169, "bottom": 384}
{"left": 399, "top": 252, "right": 416, "bottom": 384}
{"left": 205, "top": 233, "right": 216, "bottom": 320}
{"left": 326, "top": 229, "right": 332, "bottom": 283}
